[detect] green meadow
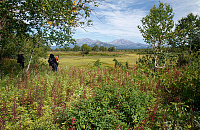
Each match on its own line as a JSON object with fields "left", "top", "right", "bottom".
{"left": 45, "top": 51, "right": 140, "bottom": 68}
{"left": 0, "top": 50, "right": 199, "bottom": 129}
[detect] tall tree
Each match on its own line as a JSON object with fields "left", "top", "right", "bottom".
{"left": 0, "top": 0, "right": 97, "bottom": 71}
{"left": 81, "top": 44, "right": 91, "bottom": 51}
{"left": 73, "top": 45, "right": 81, "bottom": 51}
{"left": 138, "top": 1, "right": 174, "bottom": 68}
{"left": 99, "top": 46, "right": 105, "bottom": 51}
{"left": 108, "top": 46, "right": 115, "bottom": 52}
{"left": 92, "top": 45, "right": 99, "bottom": 51}
{"left": 175, "top": 13, "right": 200, "bottom": 53}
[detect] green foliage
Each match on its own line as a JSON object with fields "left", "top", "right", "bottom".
{"left": 57, "top": 84, "right": 156, "bottom": 129}
{"left": 176, "top": 53, "right": 188, "bottom": 66}
{"left": 108, "top": 46, "right": 116, "bottom": 52}
{"left": 1, "top": 0, "right": 95, "bottom": 45}
{"left": 64, "top": 47, "right": 71, "bottom": 51}
{"left": 0, "top": 58, "right": 22, "bottom": 77}
{"left": 138, "top": 1, "right": 174, "bottom": 46}
{"left": 93, "top": 59, "right": 101, "bottom": 67}
{"left": 72, "top": 45, "right": 81, "bottom": 51}
{"left": 148, "top": 102, "right": 200, "bottom": 129}
{"left": 136, "top": 55, "right": 155, "bottom": 69}
{"left": 92, "top": 45, "right": 99, "bottom": 52}
{"left": 0, "top": 0, "right": 96, "bottom": 71}
{"left": 0, "top": 52, "right": 199, "bottom": 129}
{"left": 138, "top": 1, "right": 174, "bottom": 68}
{"left": 160, "top": 59, "right": 200, "bottom": 110}
{"left": 99, "top": 46, "right": 106, "bottom": 51}
{"left": 175, "top": 13, "right": 200, "bottom": 53}
{"left": 81, "top": 44, "right": 92, "bottom": 52}
{"left": 113, "top": 58, "right": 123, "bottom": 68}
{"left": 135, "top": 48, "right": 154, "bottom": 55}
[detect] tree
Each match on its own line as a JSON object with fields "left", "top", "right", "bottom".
{"left": 0, "top": 14, "right": 30, "bottom": 62}
{"left": 73, "top": 45, "right": 81, "bottom": 51}
{"left": 104, "top": 47, "right": 108, "bottom": 52}
{"left": 99, "top": 46, "right": 105, "bottom": 51}
{"left": 92, "top": 45, "right": 99, "bottom": 51}
{"left": 64, "top": 47, "right": 71, "bottom": 51}
{"left": 0, "top": 0, "right": 97, "bottom": 71}
{"left": 81, "top": 44, "right": 92, "bottom": 52}
{"left": 108, "top": 46, "right": 116, "bottom": 52}
{"left": 55, "top": 48, "right": 61, "bottom": 51}
{"left": 175, "top": 13, "right": 200, "bottom": 53}
{"left": 138, "top": 1, "right": 174, "bottom": 68}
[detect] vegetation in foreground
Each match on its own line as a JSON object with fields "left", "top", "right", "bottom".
{"left": 1, "top": 1, "right": 200, "bottom": 129}
{"left": 0, "top": 50, "right": 199, "bottom": 129}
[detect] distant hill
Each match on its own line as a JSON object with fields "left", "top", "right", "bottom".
{"left": 75, "top": 38, "right": 149, "bottom": 49}
{"left": 50, "top": 46, "right": 63, "bottom": 50}
{"left": 108, "top": 39, "right": 149, "bottom": 49}
{"left": 76, "top": 38, "right": 101, "bottom": 46}
{"left": 90, "top": 41, "right": 116, "bottom": 48}
{"left": 51, "top": 38, "right": 149, "bottom": 50}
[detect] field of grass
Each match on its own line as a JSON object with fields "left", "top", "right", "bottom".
{"left": 45, "top": 51, "right": 140, "bottom": 68}
{"left": 0, "top": 51, "right": 199, "bottom": 129}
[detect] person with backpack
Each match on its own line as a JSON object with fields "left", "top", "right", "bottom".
{"left": 17, "top": 54, "right": 25, "bottom": 69}
{"left": 48, "top": 54, "right": 58, "bottom": 71}
{"left": 55, "top": 55, "right": 59, "bottom": 66}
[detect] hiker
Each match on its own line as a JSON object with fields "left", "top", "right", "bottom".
{"left": 48, "top": 54, "right": 58, "bottom": 71}
{"left": 17, "top": 54, "right": 25, "bottom": 69}
{"left": 55, "top": 55, "right": 59, "bottom": 66}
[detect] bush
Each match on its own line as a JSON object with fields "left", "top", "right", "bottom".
{"left": 176, "top": 53, "right": 188, "bottom": 66}
{"left": 93, "top": 59, "right": 101, "bottom": 67}
{"left": 1, "top": 55, "right": 199, "bottom": 129}
{"left": 160, "top": 62, "right": 200, "bottom": 111}
{"left": 56, "top": 85, "right": 156, "bottom": 129}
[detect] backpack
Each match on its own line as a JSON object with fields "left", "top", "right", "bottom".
{"left": 48, "top": 57, "right": 56, "bottom": 66}
{"left": 17, "top": 55, "right": 22, "bottom": 63}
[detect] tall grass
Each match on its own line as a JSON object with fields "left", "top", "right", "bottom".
{"left": 0, "top": 56, "right": 199, "bottom": 129}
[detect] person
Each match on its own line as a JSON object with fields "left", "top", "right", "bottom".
{"left": 17, "top": 54, "right": 21, "bottom": 64}
{"left": 17, "top": 54, "right": 25, "bottom": 69}
{"left": 55, "top": 55, "right": 59, "bottom": 66}
{"left": 48, "top": 54, "right": 58, "bottom": 71}
{"left": 20, "top": 54, "right": 25, "bottom": 69}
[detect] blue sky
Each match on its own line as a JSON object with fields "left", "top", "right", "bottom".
{"left": 73, "top": 0, "right": 200, "bottom": 44}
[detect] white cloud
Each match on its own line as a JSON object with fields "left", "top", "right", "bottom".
{"left": 166, "top": 0, "right": 200, "bottom": 21}
{"left": 82, "top": 1, "right": 147, "bottom": 41}
{"left": 74, "top": 0, "right": 200, "bottom": 43}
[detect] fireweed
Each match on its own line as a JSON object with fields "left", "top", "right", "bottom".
{"left": 0, "top": 59, "right": 199, "bottom": 129}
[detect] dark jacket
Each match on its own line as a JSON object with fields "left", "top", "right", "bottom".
{"left": 48, "top": 54, "right": 57, "bottom": 66}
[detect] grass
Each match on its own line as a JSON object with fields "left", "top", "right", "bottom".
{"left": 45, "top": 51, "right": 140, "bottom": 68}
{"left": 0, "top": 51, "right": 199, "bottom": 129}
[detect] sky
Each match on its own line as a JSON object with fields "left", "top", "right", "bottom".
{"left": 73, "top": 0, "right": 200, "bottom": 44}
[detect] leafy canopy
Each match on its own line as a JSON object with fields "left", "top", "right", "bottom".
{"left": 138, "top": 1, "right": 174, "bottom": 68}
{"left": 138, "top": 1, "right": 174, "bottom": 47}
{"left": 175, "top": 13, "right": 200, "bottom": 52}
{"left": 0, "top": 0, "right": 96, "bottom": 47}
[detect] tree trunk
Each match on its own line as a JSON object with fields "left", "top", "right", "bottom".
{"left": 26, "top": 41, "right": 39, "bottom": 72}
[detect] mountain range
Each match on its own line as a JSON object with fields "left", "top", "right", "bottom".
{"left": 51, "top": 38, "right": 149, "bottom": 50}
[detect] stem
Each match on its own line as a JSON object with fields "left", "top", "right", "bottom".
{"left": 26, "top": 41, "right": 39, "bottom": 72}
{"left": 26, "top": 31, "right": 43, "bottom": 72}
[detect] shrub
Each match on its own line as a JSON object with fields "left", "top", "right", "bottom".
{"left": 93, "top": 59, "right": 101, "bottom": 67}
{"left": 56, "top": 84, "right": 156, "bottom": 129}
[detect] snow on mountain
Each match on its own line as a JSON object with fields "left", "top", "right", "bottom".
{"left": 51, "top": 38, "right": 149, "bottom": 50}
{"left": 76, "top": 38, "right": 101, "bottom": 46}
{"left": 109, "top": 39, "right": 134, "bottom": 46}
